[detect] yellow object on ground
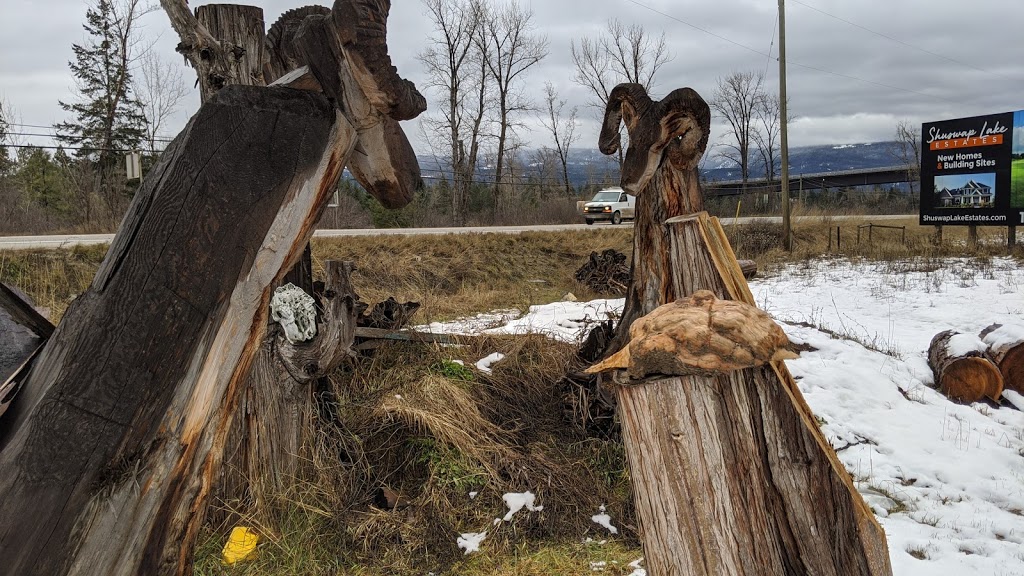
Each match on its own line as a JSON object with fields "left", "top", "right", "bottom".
{"left": 222, "top": 526, "right": 259, "bottom": 565}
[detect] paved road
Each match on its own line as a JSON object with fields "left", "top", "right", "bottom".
{"left": 0, "top": 215, "right": 917, "bottom": 251}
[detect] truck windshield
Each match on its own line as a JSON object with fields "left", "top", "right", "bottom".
{"left": 591, "top": 191, "right": 621, "bottom": 202}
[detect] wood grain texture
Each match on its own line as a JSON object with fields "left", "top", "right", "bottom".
{"left": 293, "top": 1, "right": 425, "bottom": 209}
{"left": 0, "top": 85, "right": 356, "bottom": 576}
{"left": 928, "top": 329, "right": 1003, "bottom": 402}
{"left": 615, "top": 213, "right": 892, "bottom": 576}
{"left": 597, "top": 81, "right": 889, "bottom": 576}
{"left": 0, "top": 282, "right": 54, "bottom": 339}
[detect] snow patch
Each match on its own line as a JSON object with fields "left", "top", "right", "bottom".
{"left": 456, "top": 531, "right": 486, "bottom": 555}
{"left": 499, "top": 491, "right": 543, "bottom": 522}
{"left": 945, "top": 333, "right": 987, "bottom": 357}
{"left": 591, "top": 505, "right": 619, "bottom": 534}
{"left": 475, "top": 352, "right": 505, "bottom": 373}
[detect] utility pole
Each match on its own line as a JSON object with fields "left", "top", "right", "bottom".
{"left": 779, "top": 0, "right": 791, "bottom": 251}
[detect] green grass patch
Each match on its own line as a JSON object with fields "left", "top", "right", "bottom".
{"left": 1012, "top": 159, "right": 1024, "bottom": 208}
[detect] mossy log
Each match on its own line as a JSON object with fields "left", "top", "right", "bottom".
{"left": 928, "top": 330, "right": 1003, "bottom": 403}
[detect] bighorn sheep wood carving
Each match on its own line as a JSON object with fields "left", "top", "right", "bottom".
{"left": 595, "top": 83, "right": 892, "bottom": 576}
{"left": 0, "top": 2, "right": 426, "bottom": 574}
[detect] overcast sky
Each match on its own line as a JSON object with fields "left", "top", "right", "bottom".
{"left": 2, "top": 0, "right": 1022, "bottom": 157}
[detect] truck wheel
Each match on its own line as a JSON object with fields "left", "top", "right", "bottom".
{"left": 585, "top": 219, "right": 595, "bottom": 225}
{"left": 611, "top": 211, "right": 622, "bottom": 225}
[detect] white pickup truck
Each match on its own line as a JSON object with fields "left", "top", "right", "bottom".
{"left": 582, "top": 187, "right": 636, "bottom": 225}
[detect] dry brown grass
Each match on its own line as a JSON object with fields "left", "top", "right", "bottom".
{"left": 312, "top": 229, "right": 633, "bottom": 324}
{"left": 193, "top": 336, "right": 635, "bottom": 575}
{"left": 726, "top": 215, "right": 1023, "bottom": 276}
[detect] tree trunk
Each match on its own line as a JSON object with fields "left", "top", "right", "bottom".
{"left": 616, "top": 212, "right": 891, "bottom": 576}
{"left": 192, "top": 4, "right": 266, "bottom": 101}
{"left": 926, "top": 330, "right": 1004, "bottom": 403}
{"left": 980, "top": 323, "right": 1024, "bottom": 394}
{"left": 0, "top": 85, "right": 356, "bottom": 576}
{"left": 172, "top": 3, "right": 326, "bottom": 518}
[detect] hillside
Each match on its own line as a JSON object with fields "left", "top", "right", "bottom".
{"left": 417, "top": 141, "right": 908, "bottom": 189}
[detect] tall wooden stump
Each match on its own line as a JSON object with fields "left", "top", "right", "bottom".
{"left": 0, "top": 85, "right": 356, "bottom": 576}
{"left": 616, "top": 214, "right": 891, "bottom": 576}
{"left": 595, "top": 82, "right": 891, "bottom": 576}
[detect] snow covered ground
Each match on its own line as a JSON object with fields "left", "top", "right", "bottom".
{"left": 428, "top": 257, "right": 1024, "bottom": 575}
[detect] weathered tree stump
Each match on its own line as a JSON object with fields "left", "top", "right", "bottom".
{"left": 980, "top": 323, "right": 1024, "bottom": 394}
{"left": 0, "top": 85, "right": 356, "bottom": 576}
{"left": 596, "top": 83, "right": 891, "bottom": 576}
{"left": 928, "top": 329, "right": 1004, "bottom": 402}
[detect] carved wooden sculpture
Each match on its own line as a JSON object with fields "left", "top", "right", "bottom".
{"left": 0, "top": 2, "right": 424, "bottom": 574}
{"left": 595, "top": 83, "right": 892, "bottom": 576}
{"left": 158, "top": 1, "right": 427, "bottom": 517}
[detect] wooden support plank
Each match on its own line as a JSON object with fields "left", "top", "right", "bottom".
{"left": 0, "top": 85, "right": 356, "bottom": 576}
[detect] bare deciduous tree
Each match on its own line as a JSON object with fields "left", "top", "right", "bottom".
{"left": 538, "top": 82, "right": 579, "bottom": 197}
{"left": 570, "top": 19, "right": 670, "bottom": 168}
{"left": 752, "top": 92, "right": 783, "bottom": 183}
{"left": 481, "top": 0, "right": 547, "bottom": 215}
{"left": 138, "top": 51, "right": 188, "bottom": 154}
{"left": 893, "top": 119, "right": 921, "bottom": 195}
{"left": 419, "top": 0, "right": 489, "bottom": 226}
{"left": 710, "top": 70, "right": 764, "bottom": 186}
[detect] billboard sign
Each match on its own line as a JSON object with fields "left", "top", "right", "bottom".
{"left": 920, "top": 110, "right": 1024, "bottom": 226}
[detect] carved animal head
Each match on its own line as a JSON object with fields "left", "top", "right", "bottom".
{"left": 284, "top": 0, "right": 428, "bottom": 209}
{"left": 599, "top": 84, "right": 711, "bottom": 195}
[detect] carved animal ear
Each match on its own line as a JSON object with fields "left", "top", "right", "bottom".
{"left": 658, "top": 88, "right": 711, "bottom": 171}
{"left": 599, "top": 83, "right": 653, "bottom": 156}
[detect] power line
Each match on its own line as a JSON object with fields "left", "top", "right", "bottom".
{"left": 763, "top": 12, "right": 779, "bottom": 81}
{"left": 7, "top": 123, "right": 177, "bottom": 143}
{"left": 790, "top": 0, "right": 1012, "bottom": 80}
{"left": 623, "top": 0, "right": 958, "bottom": 105}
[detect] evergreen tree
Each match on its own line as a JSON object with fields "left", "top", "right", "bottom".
{"left": 16, "top": 147, "right": 70, "bottom": 216}
{"left": 56, "top": 0, "right": 147, "bottom": 168}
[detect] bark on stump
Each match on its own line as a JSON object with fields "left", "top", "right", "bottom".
{"left": 980, "top": 323, "right": 1024, "bottom": 394}
{"left": 928, "top": 330, "right": 1004, "bottom": 402}
{"left": 617, "top": 214, "right": 891, "bottom": 576}
{"left": 596, "top": 82, "right": 891, "bottom": 576}
{"left": 0, "top": 85, "right": 356, "bottom": 576}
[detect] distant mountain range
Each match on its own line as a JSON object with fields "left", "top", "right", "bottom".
{"left": 418, "top": 140, "right": 908, "bottom": 188}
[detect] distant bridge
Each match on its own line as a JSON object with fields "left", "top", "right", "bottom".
{"left": 703, "top": 165, "right": 917, "bottom": 196}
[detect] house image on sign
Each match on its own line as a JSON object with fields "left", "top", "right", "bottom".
{"left": 936, "top": 179, "right": 994, "bottom": 207}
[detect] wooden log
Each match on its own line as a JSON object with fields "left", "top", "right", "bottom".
{"left": 737, "top": 258, "right": 757, "bottom": 279}
{"left": 980, "top": 323, "right": 1024, "bottom": 394}
{"left": 597, "top": 83, "right": 891, "bottom": 576}
{"left": 0, "top": 85, "right": 356, "bottom": 576}
{"left": 927, "top": 330, "right": 1003, "bottom": 403}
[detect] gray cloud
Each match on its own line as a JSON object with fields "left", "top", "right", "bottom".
{"left": 2, "top": 0, "right": 1021, "bottom": 157}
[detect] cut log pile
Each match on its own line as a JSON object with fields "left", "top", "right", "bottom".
{"left": 927, "top": 329, "right": 1003, "bottom": 403}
